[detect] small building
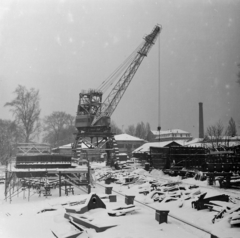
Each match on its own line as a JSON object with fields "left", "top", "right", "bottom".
{"left": 114, "top": 134, "right": 146, "bottom": 158}
{"left": 151, "top": 129, "right": 192, "bottom": 142}
{"left": 132, "top": 141, "right": 183, "bottom": 163}
{"left": 133, "top": 141, "right": 183, "bottom": 154}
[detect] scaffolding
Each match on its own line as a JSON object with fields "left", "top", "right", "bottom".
{"left": 4, "top": 143, "right": 91, "bottom": 203}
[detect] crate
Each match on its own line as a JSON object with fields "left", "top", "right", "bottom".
{"left": 155, "top": 210, "right": 169, "bottom": 224}
{"left": 109, "top": 195, "right": 117, "bottom": 202}
{"left": 105, "top": 186, "right": 113, "bottom": 194}
{"left": 125, "top": 195, "right": 135, "bottom": 205}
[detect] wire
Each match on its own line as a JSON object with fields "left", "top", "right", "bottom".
{"left": 158, "top": 33, "right": 161, "bottom": 141}
{"left": 97, "top": 41, "right": 145, "bottom": 94}
{"left": 98, "top": 45, "right": 140, "bottom": 93}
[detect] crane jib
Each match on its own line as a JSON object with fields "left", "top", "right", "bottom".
{"left": 74, "top": 25, "right": 162, "bottom": 131}
{"left": 91, "top": 25, "right": 162, "bottom": 127}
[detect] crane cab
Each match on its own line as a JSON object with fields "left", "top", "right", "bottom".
{"left": 75, "top": 89, "right": 110, "bottom": 131}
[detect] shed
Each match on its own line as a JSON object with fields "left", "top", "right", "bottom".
{"left": 132, "top": 141, "right": 182, "bottom": 163}
{"left": 133, "top": 141, "right": 183, "bottom": 154}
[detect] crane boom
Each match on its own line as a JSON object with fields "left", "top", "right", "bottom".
{"left": 91, "top": 25, "right": 161, "bottom": 126}
{"left": 75, "top": 25, "right": 161, "bottom": 132}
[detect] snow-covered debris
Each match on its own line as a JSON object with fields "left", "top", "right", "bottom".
{"left": 1, "top": 165, "right": 240, "bottom": 238}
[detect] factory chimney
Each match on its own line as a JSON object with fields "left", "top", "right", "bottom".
{"left": 199, "top": 102, "right": 204, "bottom": 138}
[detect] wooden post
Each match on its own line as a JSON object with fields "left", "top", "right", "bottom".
{"left": 87, "top": 151, "right": 91, "bottom": 194}
{"left": 28, "top": 182, "right": 30, "bottom": 202}
{"left": 5, "top": 170, "right": 8, "bottom": 201}
{"left": 17, "top": 178, "right": 19, "bottom": 197}
{"left": 13, "top": 175, "right": 15, "bottom": 194}
{"left": 65, "top": 179, "right": 67, "bottom": 195}
{"left": 59, "top": 172, "right": 61, "bottom": 197}
{"left": 9, "top": 175, "right": 12, "bottom": 204}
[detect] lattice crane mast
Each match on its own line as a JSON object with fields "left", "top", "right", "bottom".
{"left": 75, "top": 25, "right": 161, "bottom": 132}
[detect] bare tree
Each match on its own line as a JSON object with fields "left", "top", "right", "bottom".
{"left": 0, "top": 119, "right": 23, "bottom": 164}
{"left": 226, "top": 117, "right": 237, "bottom": 137}
{"left": 145, "top": 122, "right": 155, "bottom": 142}
{"left": 110, "top": 120, "right": 122, "bottom": 134}
{"left": 125, "top": 124, "right": 136, "bottom": 136}
{"left": 206, "top": 120, "right": 224, "bottom": 148}
{"left": 135, "top": 121, "right": 153, "bottom": 140}
{"left": 42, "top": 111, "right": 76, "bottom": 147}
{"left": 125, "top": 122, "right": 153, "bottom": 140}
{"left": 5, "top": 85, "right": 41, "bottom": 143}
{"left": 66, "top": 114, "right": 75, "bottom": 127}
{"left": 237, "top": 63, "right": 240, "bottom": 86}
{"left": 236, "top": 64, "right": 240, "bottom": 129}
{"left": 135, "top": 122, "right": 146, "bottom": 139}
{"left": 224, "top": 117, "right": 237, "bottom": 146}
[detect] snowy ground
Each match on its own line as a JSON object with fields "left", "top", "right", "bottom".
{"left": 0, "top": 163, "right": 239, "bottom": 238}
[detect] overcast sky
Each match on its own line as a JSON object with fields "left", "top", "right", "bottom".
{"left": 0, "top": 0, "right": 240, "bottom": 138}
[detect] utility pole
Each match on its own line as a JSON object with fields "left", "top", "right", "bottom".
{"left": 158, "top": 126, "right": 161, "bottom": 142}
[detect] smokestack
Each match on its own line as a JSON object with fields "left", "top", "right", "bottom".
{"left": 199, "top": 102, "right": 204, "bottom": 138}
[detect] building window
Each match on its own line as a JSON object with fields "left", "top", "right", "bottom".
{"left": 126, "top": 144, "right": 132, "bottom": 149}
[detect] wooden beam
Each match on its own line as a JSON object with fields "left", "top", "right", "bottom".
{"left": 55, "top": 174, "right": 88, "bottom": 194}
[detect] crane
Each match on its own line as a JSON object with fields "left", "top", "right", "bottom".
{"left": 73, "top": 25, "right": 161, "bottom": 165}
{"left": 75, "top": 25, "right": 161, "bottom": 132}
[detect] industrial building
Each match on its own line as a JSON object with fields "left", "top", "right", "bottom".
{"left": 151, "top": 129, "right": 193, "bottom": 142}
{"left": 114, "top": 134, "right": 146, "bottom": 157}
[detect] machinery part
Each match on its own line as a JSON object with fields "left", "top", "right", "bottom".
{"left": 73, "top": 25, "right": 161, "bottom": 166}
{"left": 75, "top": 25, "right": 161, "bottom": 131}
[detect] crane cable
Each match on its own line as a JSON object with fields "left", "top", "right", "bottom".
{"left": 96, "top": 41, "right": 145, "bottom": 94}
{"left": 97, "top": 42, "right": 142, "bottom": 93}
{"left": 158, "top": 32, "right": 161, "bottom": 141}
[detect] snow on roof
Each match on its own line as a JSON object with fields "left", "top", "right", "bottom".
{"left": 210, "top": 135, "right": 240, "bottom": 140}
{"left": 185, "top": 140, "right": 240, "bottom": 148}
{"left": 229, "top": 141, "right": 240, "bottom": 146}
{"left": 186, "top": 142, "right": 208, "bottom": 147}
{"left": 151, "top": 129, "right": 191, "bottom": 136}
{"left": 52, "top": 134, "right": 144, "bottom": 151}
{"left": 53, "top": 134, "right": 145, "bottom": 151}
{"left": 184, "top": 138, "right": 204, "bottom": 146}
{"left": 114, "top": 134, "right": 145, "bottom": 141}
{"left": 60, "top": 143, "right": 72, "bottom": 148}
{"left": 133, "top": 141, "right": 183, "bottom": 153}
{"left": 52, "top": 143, "right": 88, "bottom": 150}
